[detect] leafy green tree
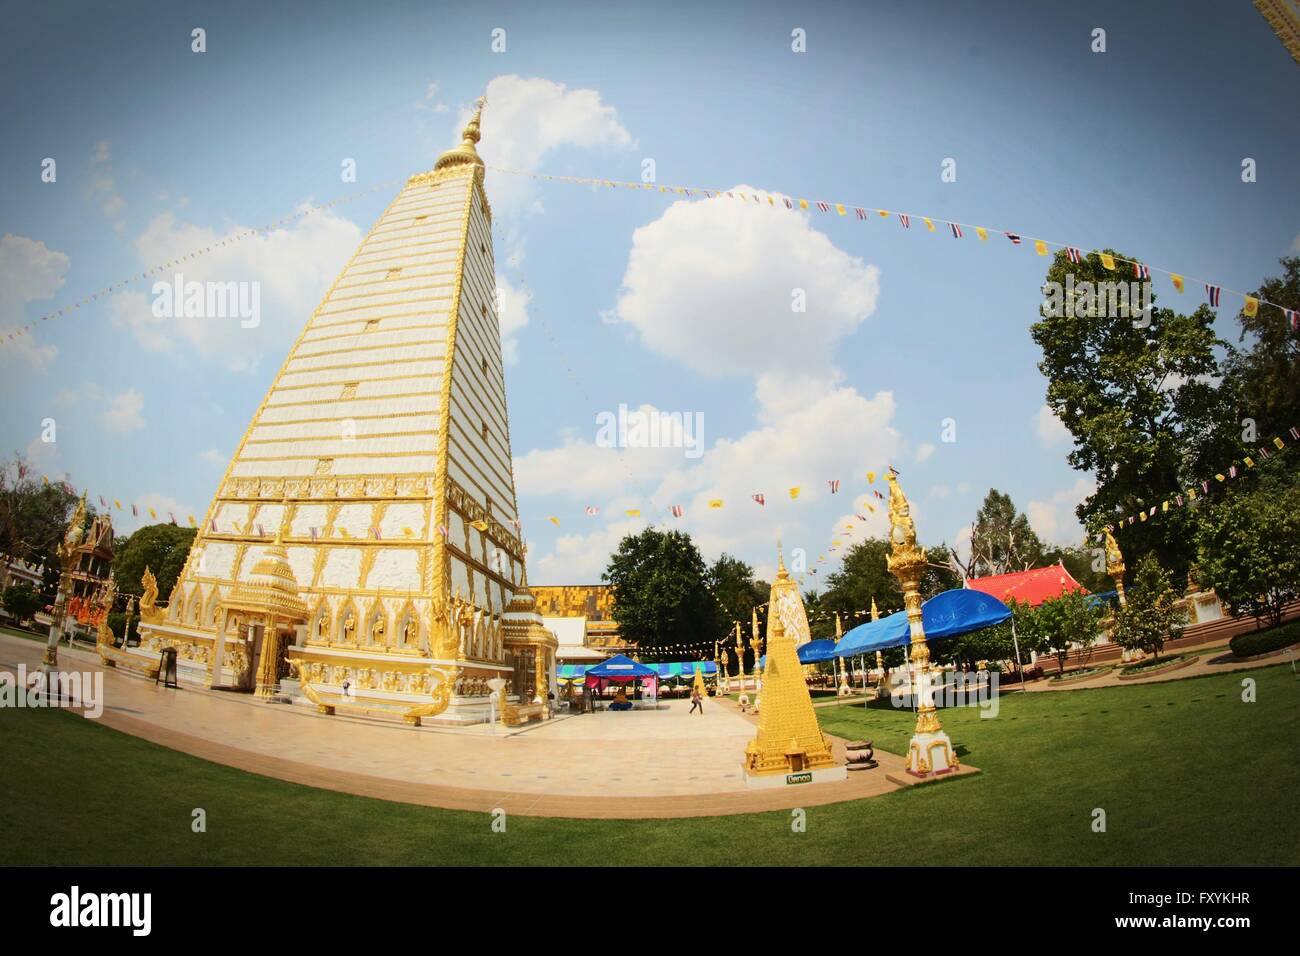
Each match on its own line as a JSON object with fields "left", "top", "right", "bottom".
{"left": 0, "top": 458, "right": 95, "bottom": 599}
{"left": 822, "top": 538, "right": 902, "bottom": 620}
{"left": 603, "top": 528, "right": 716, "bottom": 658}
{"left": 707, "top": 553, "right": 768, "bottom": 668}
{"left": 113, "top": 523, "right": 196, "bottom": 604}
{"left": 1031, "top": 249, "right": 1238, "bottom": 578}
{"left": 968, "top": 489, "right": 1046, "bottom": 576}
{"left": 1114, "top": 553, "right": 1186, "bottom": 661}
{"left": 1195, "top": 464, "right": 1300, "bottom": 629}
{"left": 1221, "top": 256, "right": 1300, "bottom": 445}
{"left": 1043, "top": 543, "right": 1114, "bottom": 594}
{"left": 1, "top": 583, "right": 43, "bottom": 625}
{"left": 1034, "top": 590, "right": 1105, "bottom": 674}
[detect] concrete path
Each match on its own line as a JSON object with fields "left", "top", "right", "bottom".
{"left": 1, "top": 633, "right": 966, "bottom": 819}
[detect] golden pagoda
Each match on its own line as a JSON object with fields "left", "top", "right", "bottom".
{"left": 129, "top": 99, "right": 542, "bottom": 724}
{"left": 742, "top": 547, "right": 844, "bottom": 787}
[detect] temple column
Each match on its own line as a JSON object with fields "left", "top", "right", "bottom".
{"left": 886, "top": 470, "right": 956, "bottom": 777}
{"left": 255, "top": 617, "right": 283, "bottom": 699}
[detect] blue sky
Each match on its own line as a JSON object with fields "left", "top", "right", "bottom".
{"left": 2, "top": 0, "right": 1297, "bottom": 585}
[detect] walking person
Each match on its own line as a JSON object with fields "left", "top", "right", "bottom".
{"left": 689, "top": 686, "right": 703, "bottom": 715}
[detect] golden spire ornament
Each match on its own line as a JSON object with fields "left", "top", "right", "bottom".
{"left": 886, "top": 469, "right": 956, "bottom": 776}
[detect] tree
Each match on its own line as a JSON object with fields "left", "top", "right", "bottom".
{"left": 822, "top": 538, "right": 902, "bottom": 620}
{"left": 1113, "top": 553, "right": 1186, "bottom": 661}
{"left": 1043, "top": 543, "right": 1114, "bottom": 595}
{"left": 603, "top": 528, "right": 716, "bottom": 657}
{"left": 968, "top": 489, "right": 1046, "bottom": 576}
{"left": 1, "top": 583, "right": 43, "bottom": 626}
{"left": 1194, "top": 463, "right": 1300, "bottom": 629}
{"left": 1221, "top": 256, "right": 1300, "bottom": 445}
{"left": 113, "top": 523, "right": 197, "bottom": 603}
{"left": 1034, "top": 590, "right": 1105, "bottom": 674}
{"left": 1031, "top": 249, "right": 1238, "bottom": 578}
{"left": 707, "top": 553, "right": 768, "bottom": 670}
{"left": 0, "top": 457, "right": 95, "bottom": 599}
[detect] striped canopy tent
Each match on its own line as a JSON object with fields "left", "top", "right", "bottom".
{"left": 557, "top": 661, "right": 718, "bottom": 681}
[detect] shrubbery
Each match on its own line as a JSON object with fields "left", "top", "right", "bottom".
{"left": 1229, "top": 620, "right": 1300, "bottom": 659}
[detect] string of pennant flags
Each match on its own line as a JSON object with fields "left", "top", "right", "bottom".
{"left": 545, "top": 474, "right": 888, "bottom": 529}
{"left": 488, "top": 165, "right": 1300, "bottom": 329}
{"left": 1104, "top": 424, "right": 1298, "bottom": 532}
{"left": 1, "top": 178, "right": 405, "bottom": 347}
{"left": 10, "top": 162, "right": 1299, "bottom": 352}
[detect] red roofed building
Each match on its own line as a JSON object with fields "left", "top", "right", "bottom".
{"left": 965, "top": 562, "right": 1089, "bottom": 607}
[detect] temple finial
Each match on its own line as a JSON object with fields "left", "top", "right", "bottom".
{"left": 434, "top": 95, "right": 488, "bottom": 172}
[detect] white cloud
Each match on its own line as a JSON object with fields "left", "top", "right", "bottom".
{"left": 199, "top": 448, "right": 224, "bottom": 465}
{"left": 1026, "top": 477, "right": 1096, "bottom": 547}
{"left": 496, "top": 273, "right": 532, "bottom": 364}
{"left": 1033, "top": 404, "right": 1071, "bottom": 447}
{"left": 468, "top": 75, "right": 634, "bottom": 213}
{"left": 522, "top": 377, "right": 903, "bottom": 580}
{"left": 0, "top": 234, "right": 70, "bottom": 371}
{"left": 915, "top": 442, "right": 936, "bottom": 463}
{"left": 102, "top": 389, "right": 145, "bottom": 433}
{"left": 108, "top": 204, "right": 362, "bottom": 373}
{"left": 608, "top": 187, "right": 880, "bottom": 376}
{"left": 417, "top": 81, "right": 449, "bottom": 114}
{"left": 86, "top": 140, "right": 125, "bottom": 221}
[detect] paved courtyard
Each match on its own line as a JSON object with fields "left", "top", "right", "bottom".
{"left": 0, "top": 632, "right": 934, "bottom": 818}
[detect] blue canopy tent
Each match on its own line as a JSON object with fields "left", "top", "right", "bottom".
{"left": 584, "top": 654, "right": 656, "bottom": 682}
{"left": 834, "top": 589, "right": 1012, "bottom": 657}
{"left": 760, "top": 638, "right": 839, "bottom": 669}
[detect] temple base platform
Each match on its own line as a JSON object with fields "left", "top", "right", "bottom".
{"left": 743, "top": 765, "right": 848, "bottom": 789}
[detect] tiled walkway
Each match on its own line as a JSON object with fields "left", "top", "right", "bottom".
{"left": 1, "top": 633, "right": 962, "bottom": 818}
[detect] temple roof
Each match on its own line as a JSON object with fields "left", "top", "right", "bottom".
{"left": 224, "top": 530, "right": 308, "bottom": 621}
{"left": 965, "top": 562, "right": 1089, "bottom": 607}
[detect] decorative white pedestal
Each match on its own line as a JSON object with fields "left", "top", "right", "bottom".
{"left": 907, "top": 731, "right": 956, "bottom": 776}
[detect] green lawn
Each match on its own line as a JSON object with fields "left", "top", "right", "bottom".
{"left": 2, "top": 662, "right": 1296, "bottom": 865}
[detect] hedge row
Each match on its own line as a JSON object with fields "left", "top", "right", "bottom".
{"left": 1229, "top": 620, "right": 1300, "bottom": 658}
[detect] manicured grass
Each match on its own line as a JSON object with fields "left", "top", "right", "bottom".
{"left": 2, "top": 663, "right": 1296, "bottom": 866}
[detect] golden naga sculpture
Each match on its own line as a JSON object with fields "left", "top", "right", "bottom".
{"left": 59, "top": 492, "right": 87, "bottom": 564}
{"left": 885, "top": 467, "right": 923, "bottom": 565}
{"left": 139, "top": 566, "right": 164, "bottom": 623}
{"left": 1103, "top": 527, "right": 1125, "bottom": 576}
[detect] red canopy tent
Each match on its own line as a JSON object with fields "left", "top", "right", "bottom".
{"left": 965, "top": 561, "right": 1089, "bottom": 607}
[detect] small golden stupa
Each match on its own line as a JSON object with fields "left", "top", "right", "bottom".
{"left": 742, "top": 547, "right": 844, "bottom": 786}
